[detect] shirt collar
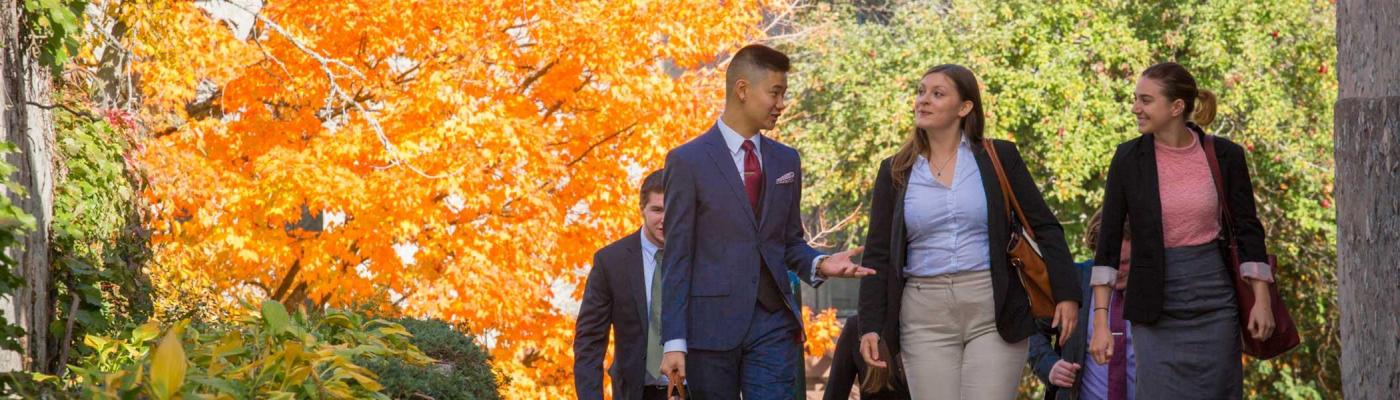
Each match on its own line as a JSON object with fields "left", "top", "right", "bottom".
{"left": 914, "top": 134, "right": 972, "bottom": 163}
{"left": 717, "top": 118, "right": 760, "bottom": 156}
{"left": 639, "top": 230, "right": 661, "bottom": 255}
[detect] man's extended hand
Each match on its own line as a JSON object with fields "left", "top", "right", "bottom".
{"left": 818, "top": 247, "right": 876, "bottom": 278}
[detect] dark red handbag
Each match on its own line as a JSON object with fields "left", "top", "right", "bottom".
{"left": 1202, "top": 134, "right": 1300, "bottom": 359}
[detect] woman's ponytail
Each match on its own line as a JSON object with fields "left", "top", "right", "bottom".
{"left": 1194, "top": 89, "right": 1217, "bottom": 127}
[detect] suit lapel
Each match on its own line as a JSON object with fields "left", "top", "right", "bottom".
{"left": 1137, "top": 134, "right": 1163, "bottom": 230}
{"left": 757, "top": 135, "right": 781, "bottom": 228}
{"left": 890, "top": 181, "right": 908, "bottom": 279}
{"left": 701, "top": 127, "right": 760, "bottom": 230}
{"left": 620, "top": 232, "right": 648, "bottom": 326}
{"left": 974, "top": 141, "right": 1008, "bottom": 248}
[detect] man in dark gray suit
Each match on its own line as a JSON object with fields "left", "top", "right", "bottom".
{"left": 574, "top": 170, "right": 677, "bottom": 400}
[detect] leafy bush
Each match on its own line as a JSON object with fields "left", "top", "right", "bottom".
{"left": 61, "top": 300, "right": 432, "bottom": 399}
{"left": 361, "top": 318, "right": 500, "bottom": 400}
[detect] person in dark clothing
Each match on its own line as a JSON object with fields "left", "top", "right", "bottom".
{"left": 1027, "top": 209, "right": 1138, "bottom": 400}
{"left": 824, "top": 315, "right": 911, "bottom": 400}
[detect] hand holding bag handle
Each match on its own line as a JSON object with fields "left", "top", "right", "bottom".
{"left": 860, "top": 337, "right": 906, "bottom": 394}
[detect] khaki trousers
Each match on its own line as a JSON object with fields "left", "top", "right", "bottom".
{"left": 900, "top": 270, "right": 1028, "bottom": 400}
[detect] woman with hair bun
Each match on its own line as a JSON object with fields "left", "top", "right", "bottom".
{"left": 1088, "top": 62, "right": 1277, "bottom": 399}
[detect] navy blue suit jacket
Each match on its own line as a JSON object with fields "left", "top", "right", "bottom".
{"left": 660, "top": 124, "right": 823, "bottom": 351}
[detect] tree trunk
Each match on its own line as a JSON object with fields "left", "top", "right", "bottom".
{"left": 1336, "top": 0, "right": 1400, "bottom": 398}
{"left": 0, "top": 0, "right": 56, "bottom": 373}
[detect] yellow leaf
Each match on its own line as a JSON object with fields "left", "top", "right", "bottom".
{"left": 150, "top": 325, "right": 188, "bottom": 400}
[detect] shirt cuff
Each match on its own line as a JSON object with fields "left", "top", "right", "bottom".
{"left": 663, "top": 339, "right": 687, "bottom": 354}
{"left": 811, "top": 255, "right": 829, "bottom": 285}
{"left": 1239, "top": 261, "right": 1275, "bottom": 283}
{"left": 1090, "top": 266, "right": 1118, "bottom": 287}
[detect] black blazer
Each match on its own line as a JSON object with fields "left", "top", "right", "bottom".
{"left": 573, "top": 231, "right": 652, "bottom": 400}
{"left": 858, "top": 139, "right": 1081, "bottom": 357}
{"left": 825, "top": 315, "right": 911, "bottom": 400}
{"left": 1093, "top": 124, "right": 1268, "bottom": 323}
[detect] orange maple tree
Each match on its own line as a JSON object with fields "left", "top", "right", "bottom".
{"left": 102, "top": 0, "right": 788, "bottom": 396}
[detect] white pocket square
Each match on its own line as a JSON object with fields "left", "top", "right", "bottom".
{"left": 775, "top": 171, "right": 796, "bottom": 184}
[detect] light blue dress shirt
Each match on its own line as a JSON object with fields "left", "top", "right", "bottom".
{"left": 902, "top": 137, "right": 992, "bottom": 277}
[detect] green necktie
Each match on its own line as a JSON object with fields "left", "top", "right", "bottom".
{"left": 646, "top": 248, "right": 664, "bottom": 380}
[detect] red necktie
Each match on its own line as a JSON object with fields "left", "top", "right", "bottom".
{"left": 1108, "top": 290, "right": 1129, "bottom": 400}
{"left": 741, "top": 140, "right": 763, "bottom": 216}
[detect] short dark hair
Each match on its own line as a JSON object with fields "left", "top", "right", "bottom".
{"left": 639, "top": 169, "right": 664, "bottom": 208}
{"left": 726, "top": 44, "right": 791, "bottom": 94}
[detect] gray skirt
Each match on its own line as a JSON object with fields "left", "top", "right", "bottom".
{"left": 1132, "top": 243, "right": 1243, "bottom": 399}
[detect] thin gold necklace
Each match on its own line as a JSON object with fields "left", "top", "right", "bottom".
{"left": 930, "top": 151, "right": 956, "bottom": 178}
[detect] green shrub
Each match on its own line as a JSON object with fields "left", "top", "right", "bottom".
{"left": 62, "top": 300, "right": 432, "bottom": 399}
{"left": 361, "top": 318, "right": 500, "bottom": 400}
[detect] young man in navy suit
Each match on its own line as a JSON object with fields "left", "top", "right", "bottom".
{"left": 657, "top": 44, "right": 873, "bottom": 400}
{"left": 575, "top": 170, "right": 682, "bottom": 400}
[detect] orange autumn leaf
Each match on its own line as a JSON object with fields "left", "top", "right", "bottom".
{"left": 802, "top": 306, "right": 844, "bottom": 358}
{"left": 107, "top": 0, "right": 792, "bottom": 397}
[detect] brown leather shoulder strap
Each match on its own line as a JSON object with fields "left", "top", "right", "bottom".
{"left": 981, "top": 140, "right": 1037, "bottom": 240}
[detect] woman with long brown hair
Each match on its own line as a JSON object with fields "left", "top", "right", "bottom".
{"left": 1088, "top": 62, "right": 1277, "bottom": 398}
{"left": 857, "top": 64, "right": 1081, "bottom": 399}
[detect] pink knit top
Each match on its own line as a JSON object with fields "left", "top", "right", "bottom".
{"left": 1092, "top": 134, "right": 1275, "bottom": 287}
{"left": 1155, "top": 134, "right": 1220, "bottom": 247}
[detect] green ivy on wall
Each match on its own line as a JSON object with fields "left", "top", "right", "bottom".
{"left": 22, "top": 0, "right": 86, "bottom": 73}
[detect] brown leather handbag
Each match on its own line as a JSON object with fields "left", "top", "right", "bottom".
{"left": 983, "top": 141, "right": 1056, "bottom": 318}
{"left": 665, "top": 371, "right": 686, "bottom": 400}
{"left": 1202, "top": 135, "right": 1300, "bottom": 359}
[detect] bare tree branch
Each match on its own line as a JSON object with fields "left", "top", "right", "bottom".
{"left": 517, "top": 59, "right": 558, "bottom": 95}
{"left": 23, "top": 101, "right": 99, "bottom": 120}
{"left": 271, "top": 259, "right": 302, "bottom": 302}
{"left": 566, "top": 122, "right": 639, "bottom": 168}
{"left": 759, "top": 0, "right": 808, "bottom": 35}
{"left": 227, "top": 3, "right": 463, "bottom": 179}
{"left": 541, "top": 74, "right": 594, "bottom": 124}
{"left": 804, "top": 205, "right": 864, "bottom": 249}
